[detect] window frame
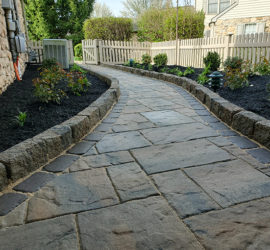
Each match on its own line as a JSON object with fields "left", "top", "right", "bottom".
{"left": 207, "top": 0, "right": 232, "bottom": 14}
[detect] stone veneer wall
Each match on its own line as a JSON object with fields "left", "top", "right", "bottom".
{"left": 212, "top": 16, "right": 270, "bottom": 37}
{"left": 0, "top": 1, "right": 28, "bottom": 94}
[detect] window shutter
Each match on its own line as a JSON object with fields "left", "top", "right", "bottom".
{"left": 257, "top": 22, "right": 266, "bottom": 33}
{"left": 237, "top": 24, "right": 245, "bottom": 35}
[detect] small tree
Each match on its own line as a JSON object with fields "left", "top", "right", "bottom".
{"left": 24, "top": 0, "right": 95, "bottom": 45}
{"left": 83, "top": 17, "right": 133, "bottom": 41}
{"left": 137, "top": 7, "right": 205, "bottom": 42}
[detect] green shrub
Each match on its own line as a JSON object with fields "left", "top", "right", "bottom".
{"left": 42, "top": 58, "right": 58, "bottom": 69}
{"left": 70, "top": 64, "right": 87, "bottom": 74}
{"left": 254, "top": 57, "right": 270, "bottom": 75}
{"left": 224, "top": 56, "right": 243, "bottom": 70}
{"left": 74, "top": 44, "right": 82, "bottom": 59}
{"left": 138, "top": 7, "right": 204, "bottom": 42}
{"left": 83, "top": 17, "right": 132, "bottom": 41}
{"left": 67, "top": 72, "right": 91, "bottom": 96}
{"left": 197, "top": 64, "right": 211, "bottom": 85}
{"left": 142, "top": 54, "right": 152, "bottom": 65}
{"left": 183, "top": 67, "right": 195, "bottom": 76}
{"left": 14, "top": 111, "right": 27, "bottom": 127}
{"left": 177, "top": 70, "right": 183, "bottom": 77}
{"left": 203, "top": 52, "right": 221, "bottom": 71}
{"left": 33, "top": 66, "right": 67, "bottom": 104}
{"left": 225, "top": 68, "right": 249, "bottom": 90}
{"left": 154, "top": 53, "right": 168, "bottom": 68}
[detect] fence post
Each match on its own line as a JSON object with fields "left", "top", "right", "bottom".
{"left": 82, "top": 40, "right": 86, "bottom": 64}
{"left": 94, "top": 39, "right": 99, "bottom": 65}
{"left": 177, "top": 39, "right": 180, "bottom": 66}
{"left": 224, "top": 35, "right": 232, "bottom": 62}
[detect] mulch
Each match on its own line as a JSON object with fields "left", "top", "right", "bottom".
{"left": 0, "top": 64, "right": 109, "bottom": 152}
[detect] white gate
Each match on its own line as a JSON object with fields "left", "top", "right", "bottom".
{"left": 82, "top": 39, "right": 99, "bottom": 64}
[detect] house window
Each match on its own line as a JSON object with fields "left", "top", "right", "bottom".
{"left": 208, "top": 0, "right": 218, "bottom": 14}
{"left": 244, "top": 24, "right": 257, "bottom": 35}
{"left": 220, "top": 0, "right": 230, "bottom": 12}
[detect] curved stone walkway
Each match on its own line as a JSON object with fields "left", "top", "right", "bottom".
{"left": 1, "top": 65, "right": 270, "bottom": 249}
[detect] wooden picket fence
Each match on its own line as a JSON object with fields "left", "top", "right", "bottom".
{"left": 82, "top": 33, "right": 270, "bottom": 68}
{"left": 27, "top": 40, "right": 74, "bottom": 64}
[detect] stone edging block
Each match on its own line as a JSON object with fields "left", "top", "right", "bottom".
{"left": 0, "top": 67, "right": 120, "bottom": 190}
{"left": 103, "top": 64, "right": 270, "bottom": 151}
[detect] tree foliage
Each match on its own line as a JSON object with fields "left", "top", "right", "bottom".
{"left": 121, "top": 0, "right": 173, "bottom": 18}
{"left": 91, "top": 2, "right": 113, "bottom": 18}
{"left": 83, "top": 17, "right": 133, "bottom": 41}
{"left": 137, "top": 7, "right": 204, "bottom": 42}
{"left": 24, "top": 0, "right": 94, "bottom": 45}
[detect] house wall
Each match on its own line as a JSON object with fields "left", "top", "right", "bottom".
{"left": 213, "top": 16, "right": 270, "bottom": 37}
{"left": 0, "top": 0, "right": 28, "bottom": 94}
{"left": 219, "top": 0, "right": 270, "bottom": 20}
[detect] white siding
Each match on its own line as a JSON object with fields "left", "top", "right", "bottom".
{"left": 220, "top": 0, "right": 270, "bottom": 20}
{"left": 195, "top": 0, "right": 204, "bottom": 11}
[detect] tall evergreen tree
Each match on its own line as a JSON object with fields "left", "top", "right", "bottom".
{"left": 24, "top": 0, "right": 94, "bottom": 44}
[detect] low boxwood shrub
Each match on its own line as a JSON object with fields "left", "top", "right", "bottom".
{"left": 203, "top": 52, "right": 221, "bottom": 71}
{"left": 142, "top": 54, "right": 152, "bottom": 65}
{"left": 224, "top": 56, "right": 243, "bottom": 70}
{"left": 254, "top": 57, "right": 270, "bottom": 75}
{"left": 154, "top": 53, "right": 168, "bottom": 68}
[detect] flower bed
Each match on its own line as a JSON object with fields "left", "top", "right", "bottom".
{"left": 0, "top": 64, "right": 120, "bottom": 190}
{"left": 0, "top": 64, "right": 109, "bottom": 153}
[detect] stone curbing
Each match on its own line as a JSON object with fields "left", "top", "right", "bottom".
{"left": 0, "top": 67, "right": 120, "bottom": 191}
{"left": 104, "top": 64, "right": 270, "bottom": 151}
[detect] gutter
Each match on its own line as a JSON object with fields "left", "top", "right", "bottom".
{"left": 209, "top": 0, "right": 239, "bottom": 26}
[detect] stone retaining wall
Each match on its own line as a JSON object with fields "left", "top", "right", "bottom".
{"left": 0, "top": 68, "right": 120, "bottom": 191}
{"left": 0, "top": 2, "right": 28, "bottom": 94}
{"left": 104, "top": 64, "right": 270, "bottom": 151}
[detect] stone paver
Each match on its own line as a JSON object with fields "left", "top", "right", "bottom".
{"left": 78, "top": 197, "right": 203, "bottom": 250}
{"left": 248, "top": 148, "right": 270, "bottom": 164}
{"left": 2, "top": 65, "right": 270, "bottom": 249}
{"left": 43, "top": 154, "right": 79, "bottom": 173}
{"left": 27, "top": 169, "right": 119, "bottom": 222}
{"left": 96, "top": 131, "right": 151, "bottom": 153}
{"left": 13, "top": 172, "right": 55, "bottom": 193}
{"left": 141, "top": 110, "right": 194, "bottom": 126}
{"left": 185, "top": 159, "right": 270, "bottom": 207}
{"left": 0, "top": 202, "right": 27, "bottom": 229}
{"left": 0, "top": 193, "right": 27, "bottom": 216}
{"left": 132, "top": 139, "right": 233, "bottom": 174}
{"left": 108, "top": 162, "right": 158, "bottom": 201}
{"left": 0, "top": 215, "right": 78, "bottom": 250}
{"left": 228, "top": 135, "right": 258, "bottom": 149}
{"left": 152, "top": 170, "right": 219, "bottom": 218}
{"left": 141, "top": 123, "right": 217, "bottom": 145}
{"left": 68, "top": 141, "right": 96, "bottom": 155}
{"left": 185, "top": 197, "right": 270, "bottom": 250}
{"left": 69, "top": 151, "right": 134, "bottom": 172}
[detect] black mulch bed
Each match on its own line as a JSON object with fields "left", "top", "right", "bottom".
{"left": 126, "top": 64, "right": 270, "bottom": 120}
{"left": 0, "top": 64, "right": 109, "bottom": 153}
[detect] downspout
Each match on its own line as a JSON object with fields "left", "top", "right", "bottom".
{"left": 3, "top": 0, "right": 21, "bottom": 80}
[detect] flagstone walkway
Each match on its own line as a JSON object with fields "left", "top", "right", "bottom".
{"left": 1, "top": 65, "right": 270, "bottom": 249}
